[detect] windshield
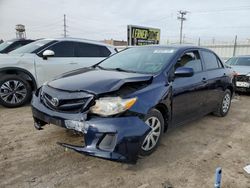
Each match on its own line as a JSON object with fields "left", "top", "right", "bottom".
{"left": 0, "top": 41, "right": 13, "bottom": 51}
{"left": 9, "top": 39, "right": 54, "bottom": 54}
{"left": 98, "top": 47, "right": 176, "bottom": 74}
{"left": 226, "top": 57, "right": 250, "bottom": 66}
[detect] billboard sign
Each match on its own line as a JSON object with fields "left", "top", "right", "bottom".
{"left": 127, "top": 25, "right": 160, "bottom": 46}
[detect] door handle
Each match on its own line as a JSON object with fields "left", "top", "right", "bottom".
{"left": 202, "top": 77, "right": 207, "bottom": 83}
{"left": 69, "top": 62, "right": 78, "bottom": 65}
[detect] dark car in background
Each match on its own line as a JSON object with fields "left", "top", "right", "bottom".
{"left": 226, "top": 55, "right": 250, "bottom": 92}
{"left": 0, "top": 39, "right": 35, "bottom": 53}
{"left": 31, "top": 46, "right": 234, "bottom": 163}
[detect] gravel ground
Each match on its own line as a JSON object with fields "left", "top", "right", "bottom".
{"left": 0, "top": 94, "right": 250, "bottom": 188}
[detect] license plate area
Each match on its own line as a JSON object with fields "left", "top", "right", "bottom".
{"left": 42, "top": 113, "right": 63, "bottom": 126}
{"left": 236, "top": 81, "right": 250, "bottom": 88}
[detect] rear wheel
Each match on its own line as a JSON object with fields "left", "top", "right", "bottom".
{"left": 140, "top": 109, "right": 164, "bottom": 156}
{"left": 213, "top": 89, "right": 231, "bottom": 117}
{"left": 0, "top": 75, "right": 32, "bottom": 108}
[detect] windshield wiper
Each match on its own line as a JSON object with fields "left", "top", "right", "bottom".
{"left": 93, "top": 65, "right": 139, "bottom": 73}
{"left": 112, "top": 68, "right": 138, "bottom": 73}
{"left": 93, "top": 65, "right": 106, "bottom": 70}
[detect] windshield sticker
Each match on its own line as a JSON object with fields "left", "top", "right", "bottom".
{"left": 153, "top": 49, "right": 175, "bottom": 53}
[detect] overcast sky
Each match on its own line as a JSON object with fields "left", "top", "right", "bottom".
{"left": 0, "top": 0, "right": 250, "bottom": 43}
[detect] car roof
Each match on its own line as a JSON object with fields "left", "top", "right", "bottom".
{"left": 126, "top": 44, "right": 212, "bottom": 51}
{"left": 42, "top": 37, "right": 114, "bottom": 48}
{"left": 233, "top": 55, "right": 250, "bottom": 58}
{"left": 6, "top": 38, "right": 34, "bottom": 42}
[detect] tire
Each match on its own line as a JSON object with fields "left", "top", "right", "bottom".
{"left": 139, "top": 108, "right": 164, "bottom": 156}
{"left": 0, "top": 75, "right": 32, "bottom": 108}
{"left": 213, "top": 89, "right": 232, "bottom": 117}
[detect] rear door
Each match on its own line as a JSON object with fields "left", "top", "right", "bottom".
{"left": 172, "top": 50, "right": 208, "bottom": 125}
{"left": 73, "top": 42, "right": 111, "bottom": 68}
{"left": 200, "top": 50, "right": 226, "bottom": 112}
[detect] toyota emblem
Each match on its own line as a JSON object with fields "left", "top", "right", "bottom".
{"left": 51, "top": 98, "right": 59, "bottom": 107}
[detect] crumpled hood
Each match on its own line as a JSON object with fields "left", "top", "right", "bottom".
{"left": 231, "top": 65, "right": 250, "bottom": 75}
{"left": 48, "top": 68, "right": 153, "bottom": 94}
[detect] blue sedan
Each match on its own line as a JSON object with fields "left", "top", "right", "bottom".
{"left": 31, "top": 46, "right": 234, "bottom": 163}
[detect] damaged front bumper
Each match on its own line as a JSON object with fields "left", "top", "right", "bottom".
{"left": 31, "top": 94, "right": 151, "bottom": 163}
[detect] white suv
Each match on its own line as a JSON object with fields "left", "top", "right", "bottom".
{"left": 0, "top": 38, "right": 117, "bottom": 107}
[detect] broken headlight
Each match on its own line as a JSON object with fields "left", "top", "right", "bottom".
{"left": 90, "top": 97, "right": 137, "bottom": 116}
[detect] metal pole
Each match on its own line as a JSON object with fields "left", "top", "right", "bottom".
{"left": 178, "top": 10, "right": 188, "bottom": 44}
{"left": 180, "top": 18, "right": 183, "bottom": 44}
{"left": 214, "top": 167, "right": 222, "bottom": 188}
{"left": 198, "top": 37, "right": 201, "bottom": 46}
{"left": 233, "top": 35, "right": 237, "bottom": 56}
{"left": 129, "top": 25, "right": 132, "bottom": 46}
{"left": 63, "top": 14, "right": 66, "bottom": 38}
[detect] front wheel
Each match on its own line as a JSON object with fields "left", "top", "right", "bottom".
{"left": 0, "top": 75, "right": 32, "bottom": 108}
{"left": 213, "top": 89, "right": 232, "bottom": 117}
{"left": 140, "top": 109, "right": 164, "bottom": 156}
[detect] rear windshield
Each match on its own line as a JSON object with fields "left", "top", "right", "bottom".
{"left": 0, "top": 41, "right": 13, "bottom": 51}
{"left": 226, "top": 57, "right": 250, "bottom": 66}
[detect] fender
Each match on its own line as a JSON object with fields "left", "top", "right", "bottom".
{"left": 0, "top": 67, "right": 38, "bottom": 90}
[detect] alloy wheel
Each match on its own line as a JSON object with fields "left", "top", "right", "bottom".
{"left": 141, "top": 116, "right": 162, "bottom": 151}
{"left": 0, "top": 80, "right": 27, "bottom": 104}
{"left": 222, "top": 93, "right": 231, "bottom": 113}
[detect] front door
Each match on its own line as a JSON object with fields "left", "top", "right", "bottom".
{"left": 35, "top": 41, "right": 80, "bottom": 85}
{"left": 172, "top": 50, "right": 208, "bottom": 125}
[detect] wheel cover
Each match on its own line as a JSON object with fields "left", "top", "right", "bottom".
{"left": 0, "top": 80, "right": 27, "bottom": 104}
{"left": 141, "top": 116, "right": 162, "bottom": 151}
{"left": 222, "top": 93, "right": 231, "bottom": 113}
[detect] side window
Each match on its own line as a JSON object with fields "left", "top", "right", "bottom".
{"left": 47, "top": 41, "right": 75, "bottom": 57}
{"left": 6, "top": 42, "right": 23, "bottom": 53}
{"left": 217, "top": 58, "right": 223, "bottom": 68}
{"left": 175, "top": 51, "right": 202, "bottom": 72}
{"left": 99, "top": 46, "right": 111, "bottom": 57}
{"left": 76, "top": 42, "right": 110, "bottom": 57}
{"left": 201, "top": 51, "right": 220, "bottom": 70}
{"left": 21, "top": 41, "right": 32, "bottom": 45}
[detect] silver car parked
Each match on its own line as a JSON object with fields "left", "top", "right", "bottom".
{"left": 226, "top": 55, "right": 250, "bottom": 92}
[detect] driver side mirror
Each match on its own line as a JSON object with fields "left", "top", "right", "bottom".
{"left": 174, "top": 67, "right": 194, "bottom": 77}
{"left": 42, "top": 50, "right": 55, "bottom": 60}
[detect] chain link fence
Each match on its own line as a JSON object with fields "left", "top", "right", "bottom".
{"left": 201, "top": 43, "right": 250, "bottom": 61}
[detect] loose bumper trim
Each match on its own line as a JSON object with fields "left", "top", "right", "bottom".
{"left": 32, "top": 94, "right": 151, "bottom": 163}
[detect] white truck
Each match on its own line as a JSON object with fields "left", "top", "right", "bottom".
{"left": 0, "top": 38, "right": 117, "bottom": 107}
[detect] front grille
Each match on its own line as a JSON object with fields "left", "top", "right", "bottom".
{"left": 41, "top": 85, "right": 94, "bottom": 113}
{"left": 236, "top": 75, "right": 249, "bottom": 82}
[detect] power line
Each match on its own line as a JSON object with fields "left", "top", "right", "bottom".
{"left": 177, "top": 10, "right": 188, "bottom": 44}
{"left": 191, "top": 6, "right": 250, "bottom": 14}
{"left": 27, "top": 20, "right": 62, "bottom": 29}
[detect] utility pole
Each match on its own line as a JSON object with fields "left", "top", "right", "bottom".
{"left": 63, "top": 14, "right": 67, "bottom": 38}
{"left": 177, "top": 10, "right": 188, "bottom": 44}
{"left": 212, "top": 37, "right": 215, "bottom": 44}
{"left": 233, "top": 35, "right": 237, "bottom": 56}
{"left": 198, "top": 37, "right": 201, "bottom": 46}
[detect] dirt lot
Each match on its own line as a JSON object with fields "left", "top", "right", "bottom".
{"left": 0, "top": 95, "right": 250, "bottom": 188}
